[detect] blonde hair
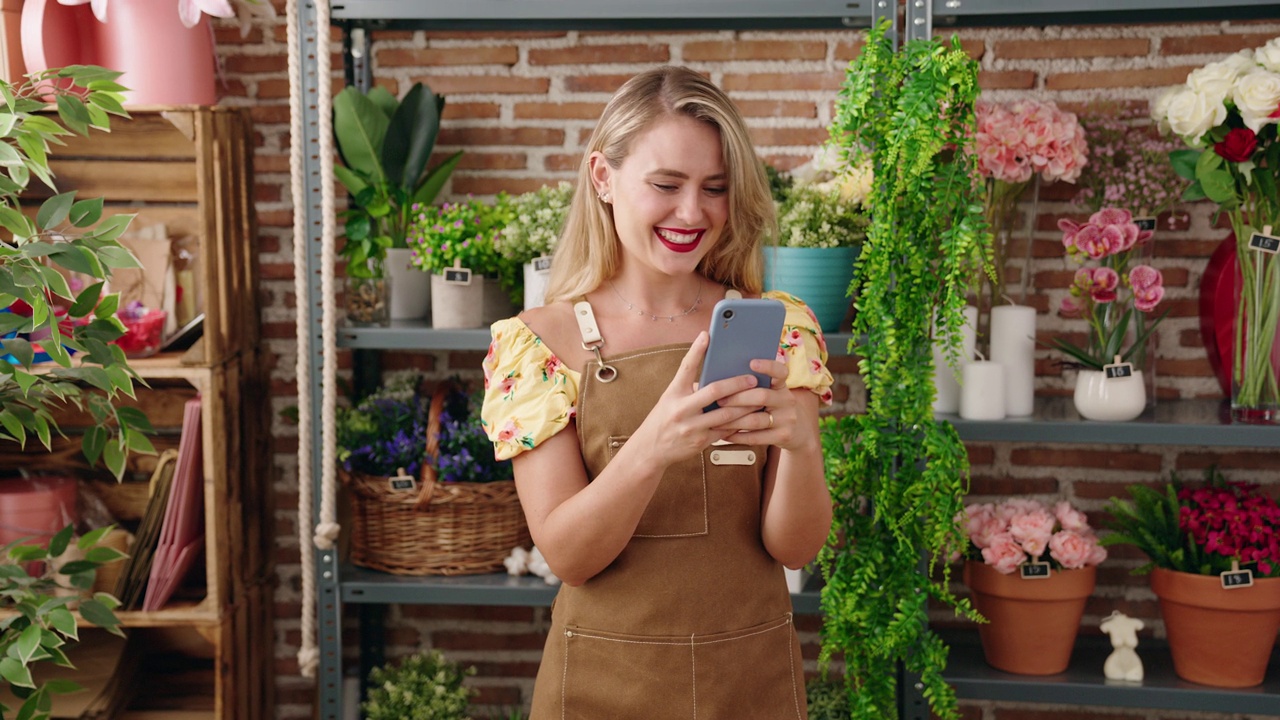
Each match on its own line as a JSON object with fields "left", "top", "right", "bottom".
{"left": 544, "top": 66, "right": 774, "bottom": 303}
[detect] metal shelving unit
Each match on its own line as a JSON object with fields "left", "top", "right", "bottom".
{"left": 295, "top": 1, "right": 1280, "bottom": 717}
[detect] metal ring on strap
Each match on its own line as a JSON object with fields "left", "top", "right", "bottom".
{"left": 583, "top": 342, "right": 618, "bottom": 383}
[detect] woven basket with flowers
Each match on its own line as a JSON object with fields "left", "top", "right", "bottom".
{"left": 337, "top": 376, "right": 529, "bottom": 575}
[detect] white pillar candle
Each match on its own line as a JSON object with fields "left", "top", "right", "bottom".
{"left": 989, "top": 304, "right": 1037, "bottom": 417}
{"left": 931, "top": 305, "right": 979, "bottom": 413}
{"left": 960, "top": 359, "right": 1006, "bottom": 420}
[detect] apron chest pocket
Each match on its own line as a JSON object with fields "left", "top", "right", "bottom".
{"left": 608, "top": 435, "right": 708, "bottom": 538}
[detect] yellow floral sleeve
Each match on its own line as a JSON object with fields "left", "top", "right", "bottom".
{"left": 481, "top": 318, "right": 581, "bottom": 461}
{"left": 764, "top": 291, "right": 835, "bottom": 406}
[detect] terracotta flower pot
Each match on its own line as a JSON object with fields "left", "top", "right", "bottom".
{"left": 1150, "top": 567, "right": 1280, "bottom": 688}
{"left": 964, "top": 560, "right": 1096, "bottom": 675}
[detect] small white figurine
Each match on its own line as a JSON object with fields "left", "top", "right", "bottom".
{"left": 502, "top": 546, "right": 560, "bottom": 586}
{"left": 1100, "top": 610, "right": 1144, "bottom": 682}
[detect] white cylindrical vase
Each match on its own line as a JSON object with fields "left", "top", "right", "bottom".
{"left": 385, "top": 248, "right": 430, "bottom": 321}
{"left": 523, "top": 259, "right": 551, "bottom": 310}
{"left": 932, "top": 305, "right": 979, "bottom": 413}
{"left": 990, "top": 305, "right": 1037, "bottom": 417}
{"left": 960, "top": 360, "right": 1006, "bottom": 420}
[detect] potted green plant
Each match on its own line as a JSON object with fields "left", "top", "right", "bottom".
{"left": 333, "top": 81, "right": 464, "bottom": 324}
{"left": 1103, "top": 467, "right": 1280, "bottom": 688}
{"left": 493, "top": 181, "right": 573, "bottom": 310}
{"left": 764, "top": 148, "right": 869, "bottom": 333}
{"left": 405, "top": 197, "right": 516, "bottom": 329}
{"left": 361, "top": 649, "right": 476, "bottom": 720}
{"left": 817, "top": 19, "right": 987, "bottom": 719}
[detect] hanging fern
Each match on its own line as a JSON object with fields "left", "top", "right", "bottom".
{"left": 818, "top": 21, "right": 990, "bottom": 720}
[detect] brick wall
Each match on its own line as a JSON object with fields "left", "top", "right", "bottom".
{"left": 211, "top": 8, "right": 1280, "bottom": 718}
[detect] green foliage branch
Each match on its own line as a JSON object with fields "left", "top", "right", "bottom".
{"left": 818, "top": 21, "right": 987, "bottom": 720}
{"left": 0, "top": 66, "right": 154, "bottom": 479}
{"left": 361, "top": 649, "right": 476, "bottom": 720}
{"left": 0, "top": 525, "right": 125, "bottom": 720}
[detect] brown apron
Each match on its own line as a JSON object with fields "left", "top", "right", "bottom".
{"left": 529, "top": 298, "right": 807, "bottom": 720}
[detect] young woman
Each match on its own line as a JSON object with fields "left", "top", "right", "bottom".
{"left": 482, "top": 65, "right": 834, "bottom": 719}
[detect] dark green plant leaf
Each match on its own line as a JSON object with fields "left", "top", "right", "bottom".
{"left": 35, "top": 192, "right": 76, "bottom": 230}
{"left": 68, "top": 196, "right": 104, "bottom": 227}
{"left": 384, "top": 83, "right": 442, "bottom": 192}
{"left": 333, "top": 87, "right": 390, "bottom": 186}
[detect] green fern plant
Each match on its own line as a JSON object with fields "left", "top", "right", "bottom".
{"left": 818, "top": 19, "right": 988, "bottom": 720}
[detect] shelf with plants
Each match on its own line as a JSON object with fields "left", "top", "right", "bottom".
{"left": 298, "top": 3, "right": 1280, "bottom": 720}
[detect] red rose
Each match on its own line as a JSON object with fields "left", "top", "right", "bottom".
{"left": 1214, "top": 127, "right": 1258, "bottom": 162}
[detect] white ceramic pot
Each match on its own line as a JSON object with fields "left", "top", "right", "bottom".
{"left": 1073, "top": 370, "right": 1146, "bottom": 422}
{"left": 430, "top": 273, "right": 484, "bottom": 329}
{"left": 385, "top": 248, "right": 430, "bottom": 320}
{"left": 523, "top": 260, "right": 551, "bottom": 310}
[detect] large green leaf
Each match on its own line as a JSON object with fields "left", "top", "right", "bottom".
{"left": 383, "top": 83, "right": 442, "bottom": 192}
{"left": 333, "top": 87, "right": 389, "bottom": 186}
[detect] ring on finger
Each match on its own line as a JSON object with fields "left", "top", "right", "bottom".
{"left": 767, "top": 412, "right": 774, "bottom": 428}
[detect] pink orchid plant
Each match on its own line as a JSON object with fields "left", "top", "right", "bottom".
{"left": 57, "top": 0, "right": 274, "bottom": 29}
{"left": 1050, "top": 208, "right": 1167, "bottom": 372}
{"left": 961, "top": 498, "right": 1107, "bottom": 575}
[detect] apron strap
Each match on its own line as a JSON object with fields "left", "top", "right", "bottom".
{"left": 573, "top": 298, "right": 618, "bottom": 383}
{"left": 725, "top": 289, "right": 743, "bottom": 300}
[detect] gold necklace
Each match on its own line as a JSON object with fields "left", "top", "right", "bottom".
{"left": 608, "top": 280, "right": 703, "bottom": 322}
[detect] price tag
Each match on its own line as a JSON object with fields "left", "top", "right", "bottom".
{"left": 1248, "top": 231, "right": 1280, "bottom": 255}
{"left": 443, "top": 267, "right": 473, "bottom": 285}
{"left": 1104, "top": 361, "right": 1134, "bottom": 379}
{"left": 532, "top": 255, "right": 553, "bottom": 274}
{"left": 1220, "top": 560, "right": 1254, "bottom": 590}
{"left": 1133, "top": 216, "right": 1157, "bottom": 232}
{"left": 1020, "top": 562, "right": 1052, "bottom": 580}
{"left": 387, "top": 467, "right": 417, "bottom": 493}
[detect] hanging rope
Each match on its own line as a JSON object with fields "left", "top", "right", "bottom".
{"left": 287, "top": 0, "right": 339, "bottom": 680}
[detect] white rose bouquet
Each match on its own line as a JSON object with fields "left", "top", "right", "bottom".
{"left": 1151, "top": 37, "right": 1280, "bottom": 422}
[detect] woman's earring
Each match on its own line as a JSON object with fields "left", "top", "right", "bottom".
{"left": 598, "top": 190, "right": 612, "bottom": 203}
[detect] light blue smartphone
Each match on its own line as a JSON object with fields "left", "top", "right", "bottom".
{"left": 698, "top": 297, "right": 786, "bottom": 411}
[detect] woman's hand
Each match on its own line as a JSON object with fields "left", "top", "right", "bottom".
{"left": 711, "top": 357, "right": 817, "bottom": 452}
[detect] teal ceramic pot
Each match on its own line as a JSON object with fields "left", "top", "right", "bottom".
{"left": 763, "top": 245, "right": 859, "bottom": 333}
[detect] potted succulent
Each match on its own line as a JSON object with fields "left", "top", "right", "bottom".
{"left": 1104, "top": 468, "right": 1280, "bottom": 688}
{"left": 405, "top": 197, "right": 516, "bottom": 329}
{"left": 333, "top": 81, "right": 464, "bottom": 324}
{"left": 959, "top": 498, "right": 1107, "bottom": 675}
{"left": 493, "top": 181, "right": 573, "bottom": 310}
{"left": 361, "top": 649, "right": 476, "bottom": 720}
{"left": 764, "top": 147, "right": 870, "bottom": 333}
{"left": 817, "top": 19, "right": 987, "bottom": 720}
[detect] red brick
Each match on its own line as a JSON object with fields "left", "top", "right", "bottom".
{"left": 748, "top": 127, "right": 831, "bottom": 148}
{"left": 451, "top": 152, "right": 529, "bottom": 171}
{"left": 1074, "top": 480, "right": 1163, "bottom": 501}
{"left": 544, "top": 153, "right": 583, "bottom": 172}
{"left": 1157, "top": 357, "right": 1214, "bottom": 377}
{"left": 965, "top": 445, "right": 996, "bottom": 465}
{"left": 514, "top": 102, "right": 607, "bottom": 120}
{"left": 453, "top": 176, "right": 561, "bottom": 196}
{"left": 1161, "top": 33, "right": 1280, "bottom": 56}
{"left": 1175, "top": 451, "right": 1280, "bottom": 471}
{"left": 411, "top": 75, "right": 550, "bottom": 95}
{"left": 438, "top": 126, "right": 565, "bottom": 147}
{"left": 759, "top": 154, "right": 811, "bottom": 172}
{"left": 722, "top": 72, "right": 844, "bottom": 92}
{"left": 424, "top": 30, "right": 567, "bottom": 40}
{"left": 732, "top": 99, "right": 818, "bottom": 119}
{"left": 994, "top": 38, "right": 1150, "bottom": 59}
{"left": 1045, "top": 66, "right": 1201, "bottom": 91}
{"left": 224, "top": 54, "right": 288, "bottom": 75}
{"left": 978, "top": 70, "right": 1038, "bottom": 90}
{"left": 834, "top": 40, "right": 867, "bottom": 62}
{"left": 442, "top": 102, "right": 502, "bottom": 120}
{"left": 684, "top": 40, "right": 827, "bottom": 62}
{"left": 563, "top": 74, "right": 633, "bottom": 93}
{"left": 1011, "top": 449, "right": 1162, "bottom": 472}
{"left": 966, "top": 476, "right": 1061, "bottom": 496}
{"left": 528, "top": 44, "right": 669, "bottom": 66}
{"left": 377, "top": 46, "right": 519, "bottom": 67}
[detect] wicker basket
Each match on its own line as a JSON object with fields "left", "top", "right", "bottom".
{"left": 343, "top": 383, "right": 531, "bottom": 576}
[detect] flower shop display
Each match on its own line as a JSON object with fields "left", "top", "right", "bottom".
{"left": 361, "top": 649, "right": 476, "bottom": 720}
{"left": 970, "top": 97, "right": 1089, "bottom": 314}
{"left": 818, "top": 21, "right": 986, "bottom": 719}
{"left": 406, "top": 197, "right": 518, "bottom": 329}
{"left": 763, "top": 147, "right": 870, "bottom": 333}
{"left": 494, "top": 181, "right": 572, "bottom": 310}
{"left": 1104, "top": 469, "right": 1280, "bottom": 687}
{"left": 959, "top": 499, "right": 1107, "bottom": 675}
{"left": 1152, "top": 38, "right": 1280, "bottom": 423}
{"left": 333, "top": 82, "right": 464, "bottom": 323}
{"left": 340, "top": 377, "right": 527, "bottom": 576}
{"left": 1051, "top": 208, "right": 1166, "bottom": 420}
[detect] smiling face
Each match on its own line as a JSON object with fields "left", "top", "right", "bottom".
{"left": 591, "top": 114, "right": 729, "bottom": 279}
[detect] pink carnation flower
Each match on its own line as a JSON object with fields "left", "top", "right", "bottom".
{"left": 1049, "top": 530, "right": 1104, "bottom": 570}
{"left": 982, "top": 533, "right": 1029, "bottom": 575}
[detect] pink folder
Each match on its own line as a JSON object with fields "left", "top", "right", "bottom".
{"left": 142, "top": 396, "right": 205, "bottom": 612}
